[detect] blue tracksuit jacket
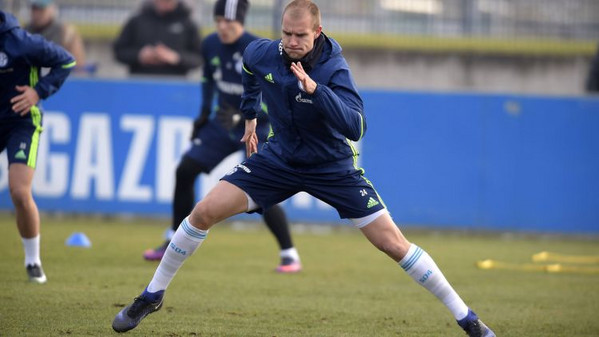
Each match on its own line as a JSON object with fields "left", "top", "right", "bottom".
{"left": 240, "top": 34, "right": 365, "bottom": 172}
{"left": 0, "top": 10, "right": 75, "bottom": 123}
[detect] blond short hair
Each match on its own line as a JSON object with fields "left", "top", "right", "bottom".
{"left": 282, "top": 0, "right": 321, "bottom": 31}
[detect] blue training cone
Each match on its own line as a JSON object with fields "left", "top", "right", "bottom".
{"left": 65, "top": 232, "right": 92, "bottom": 248}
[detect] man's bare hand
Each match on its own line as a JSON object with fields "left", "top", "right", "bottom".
{"left": 10, "top": 85, "right": 40, "bottom": 116}
{"left": 240, "top": 118, "right": 258, "bottom": 158}
{"left": 155, "top": 43, "right": 181, "bottom": 65}
{"left": 138, "top": 45, "right": 159, "bottom": 65}
{"left": 290, "top": 62, "right": 317, "bottom": 94}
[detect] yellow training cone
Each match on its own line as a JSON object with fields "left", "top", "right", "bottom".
{"left": 476, "top": 259, "right": 599, "bottom": 274}
{"left": 532, "top": 251, "right": 599, "bottom": 264}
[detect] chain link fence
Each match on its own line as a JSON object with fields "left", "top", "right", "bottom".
{"left": 2, "top": 0, "right": 598, "bottom": 54}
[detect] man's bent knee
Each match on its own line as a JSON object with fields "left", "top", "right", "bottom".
{"left": 190, "top": 200, "right": 219, "bottom": 230}
{"left": 9, "top": 186, "right": 33, "bottom": 209}
{"left": 8, "top": 164, "right": 35, "bottom": 208}
{"left": 360, "top": 213, "right": 411, "bottom": 261}
{"left": 375, "top": 239, "right": 407, "bottom": 262}
{"left": 187, "top": 181, "right": 249, "bottom": 230}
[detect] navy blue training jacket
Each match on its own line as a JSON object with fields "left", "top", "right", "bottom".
{"left": 240, "top": 34, "right": 366, "bottom": 172}
{"left": 0, "top": 11, "right": 75, "bottom": 123}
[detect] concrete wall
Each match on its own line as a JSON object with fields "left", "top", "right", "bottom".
{"left": 348, "top": 49, "right": 593, "bottom": 95}
{"left": 84, "top": 40, "right": 594, "bottom": 95}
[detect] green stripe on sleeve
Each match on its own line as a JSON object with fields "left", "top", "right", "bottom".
{"left": 242, "top": 64, "right": 253, "bottom": 75}
{"left": 358, "top": 113, "right": 364, "bottom": 141}
{"left": 30, "top": 66, "right": 39, "bottom": 87}
{"left": 267, "top": 126, "right": 274, "bottom": 140}
{"left": 261, "top": 102, "right": 268, "bottom": 113}
{"left": 62, "top": 61, "right": 77, "bottom": 69}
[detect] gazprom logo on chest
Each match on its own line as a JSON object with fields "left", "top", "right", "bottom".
{"left": 295, "top": 92, "right": 313, "bottom": 104}
{"left": 0, "top": 52, "right": 8, "bottom": 67}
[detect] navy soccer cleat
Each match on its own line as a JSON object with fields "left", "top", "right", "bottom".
{"left": 26, "top": 264, "right": 47, "bottom": 284}
{"left": 457, "top": 309, "right": 496, "bottom": 337}
{"left": 112, "top": 291, "right": 164, "bottom": 333}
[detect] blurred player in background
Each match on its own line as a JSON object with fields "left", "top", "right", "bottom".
{"left": 586, "top": 43, "right": 599, "bottom": 93}
{"left": 113, "top": 0, "right": 202, "bottom": 76}
{"left": 112, "top": 1, "right": 495, "bottom": 336}
{"left": 0, "top": 10, "right": 75, "bottom": 283}
{"left": 24, "top": 0, "right": 87, "bottom": 73}
{"left": 142, "top": 0, "right": 302, "bottom": 273}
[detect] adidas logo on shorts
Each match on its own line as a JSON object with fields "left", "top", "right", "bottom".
{"left": 367, "top": 197, "right": 380, "bottom": 209}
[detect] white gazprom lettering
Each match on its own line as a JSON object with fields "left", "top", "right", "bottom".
{"left": 156, "top": 117, "right": 192, "bottom": 202}
{"left": 295, "top": 93, "right": 313, "bottom": 104}
{"left": 118, "top": 115, "right": 154, "bottom": 202}
{"left": 71, "top": 113, "right": 115, "bottom": 200}
{"left": 237, "top": 164, "right": 251, "bottom": 173}
{"left": 33, "top": 112, "right": 70, "bottom": 197}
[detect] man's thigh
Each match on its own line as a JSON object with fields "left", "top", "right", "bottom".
{"left": 304, "top": 169, "right": 386, "bottom": 219}
{"left": 190, "top": 180, "right": 251, "bottom": 229}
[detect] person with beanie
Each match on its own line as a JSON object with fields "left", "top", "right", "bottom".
{"left": 140, "top": 0, "right": 302, "bottom": 276}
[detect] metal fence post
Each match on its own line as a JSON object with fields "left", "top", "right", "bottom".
{"left": 462, "top": 0, "right": 477, "bottom": 36}
{"left": 272, "top": 0, "right": 284, "bottom": 39}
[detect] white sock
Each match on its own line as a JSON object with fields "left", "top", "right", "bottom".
{"left": 22, "top": 235, "right": 41, "bottom": 267}
{"left": 399, "top": 244, "right": 469, "bottom": 320}
{"left": 147, "top": 217, "right": 208, "bottom": 293}
{"left": 280, "top": 247, "right": 300, "bottom": 261}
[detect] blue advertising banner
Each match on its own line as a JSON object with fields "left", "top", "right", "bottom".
{"left": 1, "top": 78, "right": 598, "bottom": 233}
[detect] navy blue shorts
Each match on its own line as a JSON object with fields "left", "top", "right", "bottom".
{"left": 183, "top": 119, "right": 270, "bottom": 173}
{"left": 0, "top": 114, "right": 43, "bottom": 168}
{"left": 221, "top": 153, "right": 386, "bottom": 219}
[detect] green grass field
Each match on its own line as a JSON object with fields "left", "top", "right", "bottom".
{"left": 1, "top": 212, "right": 598, "bottom": 336}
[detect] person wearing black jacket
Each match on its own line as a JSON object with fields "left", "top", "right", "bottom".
{"left": 113, "top": 0, "right": 202, "bottom": 76}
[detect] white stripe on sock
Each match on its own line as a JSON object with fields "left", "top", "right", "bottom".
{"left": 147, "top": 218, "right": 208, "bottom": 292}
{"left": 399, "top": 244, "right": 470, "bottom": 320}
